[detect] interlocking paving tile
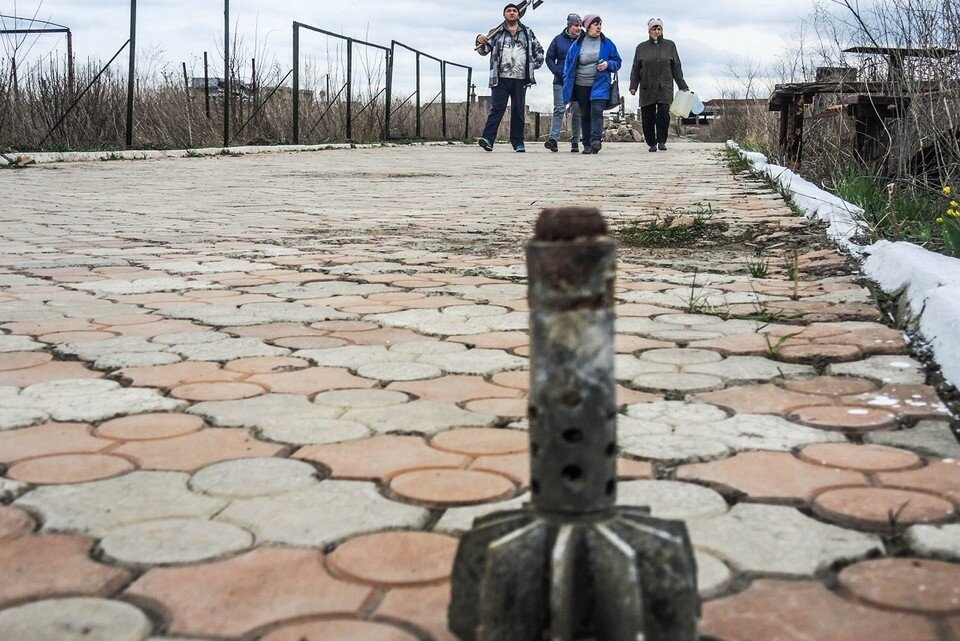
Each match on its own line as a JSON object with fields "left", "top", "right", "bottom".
{"left": 905, "top": 524, "right": 960, "bottom": 560}
{"left": 259, "top": 619, "right": 420, "bottom": 641}
{"left": 326, "top": 530, "right": 459, "bottom": 586}
{"left": 111, "top": 428, "right": 284, "bottom": 471}
{"left": 677, "top": 451, "right": 867, "bottom": 503}
{"left": 0, "top": 534, "right": 132, "bottom": 607}
{"left": 0, "top": 422, "right": 113, "bottom": 461}
{"left": 295, "top": 435, "right": 468, "bottom": 481}
{"left": 98, "top": 519, "right": 254, "bottom": 566}
{"left": 124, "top": 548, "right": 371, "bottom": 639}
{"left": 19, "top": 379, "right": 185, "bottom": 422}
{"left": 7, "top": 453, "right": 136, "bottom": 484}
{"left": 0, "top": 597, "right": 153, "bottom": 641}
{"left": 15, "top": 471, "right": 226, "bottom": 536}
{"left": 389, "top": 469, "right": 516, "bottom": 505}
{"left": 838, "top": 558, "right": 960, "bottom": 614}
{"left": 216, "top": 481, "right": 430, "bottom": 546}
{"left": 189, "top": 458, "right": 320, "bottom": 497}
{"left": 94, "top": 413, "right": 204, "bottom": 440}
{"left": 812, "top": 487, "right": 956, "bottom": 531}
{"left": 701, "top": 580, "right": 940, "bottom": 641}
{"left": 687, "top": 503, "right": 881, "bottom": 575}
{"left": 0, "top": 506, "right": 35, "bottom": 542}
{"left": 866, "top": 420, "right": 960, "bottom": 458}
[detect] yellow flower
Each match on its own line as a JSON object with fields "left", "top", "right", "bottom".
{"left": 945, "top": 186, "right": 954, "bottom": 195}
{"left": 952, "top": 200, "right": 959, "bottom": 208}
{"left": 937, "top": 217, "right": 945, "bottom": 223}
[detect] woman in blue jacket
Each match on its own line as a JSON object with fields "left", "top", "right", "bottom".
{"left": 562, "top": 14, "right": 622, "bottom": 154}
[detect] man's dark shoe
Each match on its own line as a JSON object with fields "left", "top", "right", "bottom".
{"left": 592, "top": 141, "right": 602, "bottom": 154}
{"left": 581, "top": 145, "right": 593, "bottom": 155}
{"left": 571, "top": 143, "right": 579, "bottom": 153}
{"left": 648, "top": 145, "right": 657, "bottom": 152}
{"left": 514, "top": 144, "right": 526, "bottom": 153}
{"left": 478, "top": 138, "right": 493, "bottom": 152}
{"left": 658, "top": 143, "right": 667, "bottom": 151}
{"left": 544, "top": 138, "right": 558, "bottom": 152}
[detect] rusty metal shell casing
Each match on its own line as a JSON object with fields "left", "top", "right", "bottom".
{"left": 526, "top": 208, "right": 617, "bottom": 514}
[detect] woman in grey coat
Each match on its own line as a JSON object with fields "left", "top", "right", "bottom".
{"left": 628, "top": 18, "right": 689, "bottom": 152}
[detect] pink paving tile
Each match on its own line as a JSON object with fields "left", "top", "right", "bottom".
{"left": 787, "top": 405, "right": 898, "bottom": 432}
{"left": 798, "top": 443, "right": 922, "bottom": 473}
{"left": 118, "top": 361, "right": 244, "bottom": 388}
{"left": 124, "top": 548, "right": 372, "bottom": 639}
{"left": 784, "top": 376, "right": 878, "bottom": 397}
{"left": 223, "top": 356, "right": 311, "bottom": 375}
{"left": 812, "top": 487, "right": 955, "bottom": 531}
{"left": 777, "top": 343, "right": 863, "bottom": 363}
{"left": 0, "top": 534, "right": 131, "bottom": 608}
{"left": 430, "top": 428, "right": 528, "bottom": 456}
{"left": 464, "top": 397, "right": 528, "bottom": 418}
{"left": 838, "top": 558, "right": 960, "bottom": 615}
{"left": 842, "top": 384, "right": 952, "bottom": 421}
{"left": 327, "top": 531, "right": 458, "bottom": 586}
{"left": 112, "top": 428, "right": 284, "bottom": 471}
{"left": 0, "top": 351, "right": 52, "bottom": 371}
{"left": 390, "top": 469, "right": 516, "bottom": 505}
{"left": 109, "top": 319, "right": 209, "bottom": 338}
{"left": 2, "top": 318, "right": 100, "bottom": 335}
{"left": 470, "top": 453, "right": 529, "bottom": 485}
{"left": 375, "top": 583, "right": 457, "bottom": 641}
{"left": 311, "top": 321, "right": 380, "bottom": 332}
{"left": 272, "top": 336, "right": 350, "bottom": 349}
{"left": 701, "top": 579, "right": 940, "bottom": 641}
{"left": 490, "top": 371, "right": 528, "bottom": 391}
{"left": 616, "top": 458, "right": 655, "bottom": 479}
{"left": 94, "top": 413, "right": 205, "bottom": 440}
{"left": 38, "top": 330, "right": 120, "bottom": 343}
{"left": 875, "top": 460, "right": 960, "bottom": 504}
{"left": 91, "top": 313, "right": 164, "bottom": 326}
{"left": 0, "top": 507, "right": 35, "bottom": 543}
{"left": 677, "top": 451, "right": 867, "bottom": 504}
{"left": 295, "top": 435, "right": 468, "bottom": 481}
{"left": 259, "top": 619, "right": 420, "bottom": 641}
{"left": 0, "top": 423, "right": 112, "bottom": 463}
{"left": 169, "top": 381, "right": 267, "bottom": 401}
{"left": 388, "top": 375, "right": 522, "bottom": 404}
{"left": 6, "top": 453, "right": 136, "bottom": 484}
{"left": 0, "top": 360, "right": 104, "bottom": 387}
{"left": 449, "top": 333, "right": 529, "bottom": 350}
{"left": 327, "top": 327, "right": 427, "bottom": 346}
{"left": 693, "top": 384, "right": 827, "bottom": 415}
{"left": 246, "top": 367, "right": 376, "bottom": 395}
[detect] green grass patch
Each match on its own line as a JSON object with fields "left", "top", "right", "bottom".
{"left": 829, "top": 165, "right": 943, "bottom": 246}
{"left": 617, "top": 204, "right": 718, "bottom": 247}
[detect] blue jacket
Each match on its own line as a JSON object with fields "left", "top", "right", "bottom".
{"left": 545, "top": 29, "right": 578, "bottom": 85}
{"left": 562, "top": 34, "right": 622, "bottom": 103}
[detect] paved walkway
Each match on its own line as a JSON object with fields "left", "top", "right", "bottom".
{"left": 1, "top": 142, "right": 959, "bottom": 641}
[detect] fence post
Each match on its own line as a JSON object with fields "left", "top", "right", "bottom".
{"left": 292, "top": 23, "right": 299, "bottom": 144}
{"left": 346, "top": 38, "right": 353, "bottom": 140}
{"left": 203, "top": 51, "right": 211, "bottom": 119}
{"left": 223, "top": 0, "right": 230, "bottom": 147}
{"left": 66, "top": 30, "right": 75, "bottom": 104}
{"left": 441, "top": 61, "right": 447, "bottom": 139}
{"left": 415, "top": 52, "right": 421, "bottom": 138}
{"left": 384, "top": 45, "right": 394, "bottom": 140}
{"left": 534, "top": 111, "right": 540, "bottom": 140}
{"left": 465, "top": 70, "right": 472, "bottom": 140}
{"left": 125, "top": 0, "right": 137, "bottom": 148}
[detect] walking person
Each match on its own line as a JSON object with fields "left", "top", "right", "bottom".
{"left": 562, "top": 14, "right": 622, "bottom": 155}
{"left": 629, "top": 18, "right": 689, "bottom": 153}
{"left": 544, "top": 13, "right": 583, "bottom": 153}
{"left": 476, "top": 3, "right": 545, "bottom": 152}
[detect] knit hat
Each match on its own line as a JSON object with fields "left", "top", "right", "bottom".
{"left": 503, "top": 3, "right": 520, "bottom": 14}
{"left": 567, "top": 13, "right": 582, "bottom": 26}
{"left": 647, "top": 18, "right": 664, "bottom": 30}
{"left": 582, "top": 14, "right": 601, "bottom": 29}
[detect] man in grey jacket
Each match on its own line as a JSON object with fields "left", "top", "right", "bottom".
{"left": 476, "top": 3, "right": 545, "bottom": 152}
{"left": 629, "top": 18, "right": 689, "bottom": 152}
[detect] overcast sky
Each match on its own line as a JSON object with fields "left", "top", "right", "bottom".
{"left": 3, "top": 0, "right": 856, "bottom": 108}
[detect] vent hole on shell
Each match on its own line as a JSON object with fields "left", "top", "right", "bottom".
{"left": 562, "top": 429, "right": 584, "bottom": 444}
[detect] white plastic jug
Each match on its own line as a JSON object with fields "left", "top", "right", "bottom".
{"left": 670, "top": 90, "right": 697, "bottom": 118}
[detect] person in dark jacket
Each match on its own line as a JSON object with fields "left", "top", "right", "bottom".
{"left": 544, "top": 14, "right": 582, "bottom": 153}
{"left": 561, "top": 14, "right": 622, "bottom": 155}
{"left": 476, "top": 3, "right": 545, "bottom": 152}
{"left": 629, "top": 18, "right": 689, "bottom": 152}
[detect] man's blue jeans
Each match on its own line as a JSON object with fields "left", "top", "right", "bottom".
{"left": 549, "top": 84, "right": 581, "bottom": 144}
{"left": 482, "top": 77, "right": 527, "bottom": 147}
